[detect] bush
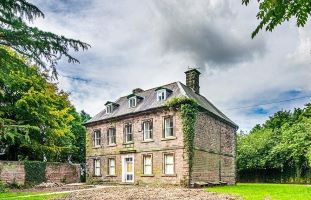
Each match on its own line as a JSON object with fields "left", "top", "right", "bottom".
{"left": 24, "top": 161, "right": 46, "bottom": 186}
{"left": 0, "top": 182, "right": 7, "bottom": 192}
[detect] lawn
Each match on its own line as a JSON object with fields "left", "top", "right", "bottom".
{"left": 206, "top": 183, "right": 311, "bottom": 200}
{"left": 0, "top": 191, "right": 68, "bottom": 200}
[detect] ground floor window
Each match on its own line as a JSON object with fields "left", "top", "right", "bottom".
{"left": 163, "top": 153, "right": 174, "bottom": 175}
{"left": 143, "top": 154, "right": 152, "bottom": 175}
{"left": 108, "top": 158, "right": 116, "bottom": 175}
{"left": 93, "top": 159, "right": 101, "bottom": 176}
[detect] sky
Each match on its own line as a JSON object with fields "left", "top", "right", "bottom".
{"left": 31, "top": 0, "right": 311, "bottom": 131}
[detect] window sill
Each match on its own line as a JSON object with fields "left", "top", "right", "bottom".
{"left": 141, "top": 139, "right": 154, "bottom": 143}
{"left": 92, "top": 175, "right": 102, "bottom": 177}
{"left": 161, "top": 136, "right": 176, "bottom": 141}
{"left": 161, "top": 174, "right": 177, "bottom": 177}
{"left": 106, "top": 175, "right": 117, "bottom": 177}
{"left": 92, "top": 146, "right": 101, "bottom": 149}
{"left": 107, "top": 144, "right": 117, "bottom": 147}
{"left": 123, "top": 141, "right": 134, "bottom": 145}
{"left": 141, "top": 174, "right": 154, "bottom": 177}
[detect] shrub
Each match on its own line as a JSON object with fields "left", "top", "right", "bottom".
{"left": 24, "top": 161, "right": 46, "bottom": 186}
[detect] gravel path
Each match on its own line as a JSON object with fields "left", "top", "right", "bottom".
{"left": 58, "top": 186, "right": 237, "bottom": 200}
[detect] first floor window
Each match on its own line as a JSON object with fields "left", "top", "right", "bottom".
{"left": 142, "top": 120, "right": 153, "bottom": 140}
{"left": 124, "top": 123, "right": 133, "bottom": 143}
{"left": 93, "top": 130, "right": 101, "bottom": 147}
{"left": 164, "top": 153, "right": 174, "bottom": 175}
{"left": 107, "top": 128, "right": 116, "bottom": 145}
{"left": 143, "top": 155, "right": 152, "bottom": 175}
{"left": 108, "top": 158, "right": 116, "bottom": 175}
{"left": 164, "top": 117, "right": 173, "bottom": 137}
{"left": 93, "top": 159, "right": 101, "bottom": 176}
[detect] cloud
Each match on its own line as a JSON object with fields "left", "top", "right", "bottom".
{"left": 151, "top": 0, "right": 266, "bottom": 68}
{"left": 30, "top": 0, "right": 311, "bottom": 131}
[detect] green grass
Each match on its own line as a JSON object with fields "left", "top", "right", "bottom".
{"left": 206, "top": 183, "right": 311, "bottom": 200}
{"left": 0, "top": 192, "right": 68, "bottom": 200}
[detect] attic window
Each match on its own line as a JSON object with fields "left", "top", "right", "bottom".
{"left": 128, "top": 97, "right": 137, "bottom": 108}
{"left": 157, "top": 89, "right": 166, "bottom": 101}
{"left": 104, "top": 101, "right": 119, "bottom": 114}
{"left": 106, "top": 104, "right": 113, "bottom": 113}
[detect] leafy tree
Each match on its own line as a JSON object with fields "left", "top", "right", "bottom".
{"left": 238, "top": 103, "right": 311, "bottom": 180}
{"left": 0, "top": 49, "right": 88, "bottom": 162}
{"left": 0, "top": 0, "right": 89, "bottom": 76}
{"left": 242, "top": 0, "right": 311, "bottom": 38}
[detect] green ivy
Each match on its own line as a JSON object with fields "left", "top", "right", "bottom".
{"left": 166, "top": 97, "right": 198, "bottom": 186}
{"left": 24, "top": 161, "right": 46, "bottom": 186}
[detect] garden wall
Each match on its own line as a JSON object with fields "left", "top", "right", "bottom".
{"left": 0, "top": 161, "right": 80, "bottom": 185}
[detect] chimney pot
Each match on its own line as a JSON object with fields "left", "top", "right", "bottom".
{"left": 185, "top": 68, "right": 201, "bottom": 94}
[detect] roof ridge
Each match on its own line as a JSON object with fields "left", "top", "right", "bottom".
{"left": 112, "top": 81, "right": 179, "bottom": 101}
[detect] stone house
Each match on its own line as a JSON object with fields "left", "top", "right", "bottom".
{"left": 85, "top": 69, "right": 238, "bottom": 186}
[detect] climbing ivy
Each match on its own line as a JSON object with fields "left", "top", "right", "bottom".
{"left": 165, "top": 97, "right": 198, "bottom": 186}
{"left": 24, "top": 161, "right": 46, "bottom": 186}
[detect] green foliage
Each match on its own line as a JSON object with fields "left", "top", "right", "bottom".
{"left": 0, "top": 0, "right": 90, "bottom": 76}
{"left": 0, "top": 182, "right": 7, "bottom": 192}
{"left": 24, "top": 161, "right": 46, "bottom": 186}
{"left": 238, "top": 104, "right": 311, "bottom": 181}
{"left": 242, "top": 0, "right": 311, "bottom": 38}
{"left": 166, "top": 97, "right": 198, "bottom": 186}
{"left": 0, "top": 49, "right": 89, "bottom": 162}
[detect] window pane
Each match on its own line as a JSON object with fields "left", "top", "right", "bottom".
{"left": 109, "top": 159, "right": 115, "bottom": 175}
{"left": 143, "top": 155, "right": 152, "bottom": 174}
{"left": 164, "top": 154, "right": 174, "bottom": 175}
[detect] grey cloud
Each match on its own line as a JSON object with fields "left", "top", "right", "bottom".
{"left": 152, "top": 0, "right": 266, "bottom": 68}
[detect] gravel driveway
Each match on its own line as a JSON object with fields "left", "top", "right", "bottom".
{"left": 58, "top": 186, "right": 237, "bottom": 200}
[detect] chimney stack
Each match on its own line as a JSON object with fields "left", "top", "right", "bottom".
{"left": 185, "top": 68, "right": 201, "bottom": 94}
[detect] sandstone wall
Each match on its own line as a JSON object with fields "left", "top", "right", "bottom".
{"left": 0, "top": 161, "right": 80, "bottom": 184}
{"left": 192, "top": 112, "right": 236, "bottom": 184}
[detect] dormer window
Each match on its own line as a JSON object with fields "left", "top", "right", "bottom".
{"left": 157, "top": 89, "right": 166, "bottom": 101}
{"left": 155, "top": 87, "right": 172, "bottom": 101}
{"left": 106, "top": 104, "right": 113, "bottom": 113}
{"left": 127, "top": 94, "right": 143, "bottom": 108}
{"left": 128, "top": 97, "right": 137, "bottom": 108}
{"left": 104, "top": 101, "right": 119, "bottom": 114}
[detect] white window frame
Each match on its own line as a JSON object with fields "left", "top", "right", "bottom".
{"left": 128, "top": 97, "right": 137, "bottom": 108}
{"left": 163, "top": 153, "right": 174, "bottom": 175}
{"left": 108, "top": 158, "right": 116, "bottom": 176}
{"left": 93, "top": 159, "right": 101, "bottom": 176}
{"left": 106, "top": 104, "right": 113, "bottom": 113}
{"left": 164, "top": 117, "right": 174, "bottom": 138}
{"left": 107, "top": 128, "right": 116, "bottom": 145}
{"left": 157, "top": 89, "right": 167, "bottom": 101}
{"left": 142, "top": 120, "right": 153, "bottom": 141}
{"left": 93, "top": 130, "right": 101, "bottom": 147}
{"left": 124, "top": 123, "right": 133, "bottom": 143}
{"left": 143, "top": 154, "right": 152, "bottom": 175}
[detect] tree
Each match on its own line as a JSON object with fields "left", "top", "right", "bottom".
{"left": 237, "top": 103, "right": 311, "bottom": 179}
{"left": 0, "top": 0, "right": 90, "bottom": 77}
{"left": 0, "top": 49, "right": 88, "bottom": 162}
{"left": 242, "top": 0, "right": 311, "bottom": 38}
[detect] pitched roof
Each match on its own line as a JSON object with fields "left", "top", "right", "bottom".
{"left": 85, "top": 81, "right": 238, "bottom": 128}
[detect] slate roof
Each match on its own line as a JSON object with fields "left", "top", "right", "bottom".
{"left": 85, "top": 81, "right": 238, "bottom": 128}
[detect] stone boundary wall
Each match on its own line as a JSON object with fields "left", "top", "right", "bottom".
{"left": 0, "top": 161, "right": 80, "bottom": 185}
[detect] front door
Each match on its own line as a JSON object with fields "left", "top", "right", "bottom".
{"left": 122, "top": 154, "right": 134, "bottom": 183}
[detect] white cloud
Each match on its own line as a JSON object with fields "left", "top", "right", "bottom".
{"left": 31, "top": 0, "right": 311, "bottom": 131}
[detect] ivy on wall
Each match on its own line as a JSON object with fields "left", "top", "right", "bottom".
{"left": 24, "top": 161, "right": 46, "bottom": 186}
{"left": 165, "top": 97, "right": 198, "bottom": 186}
